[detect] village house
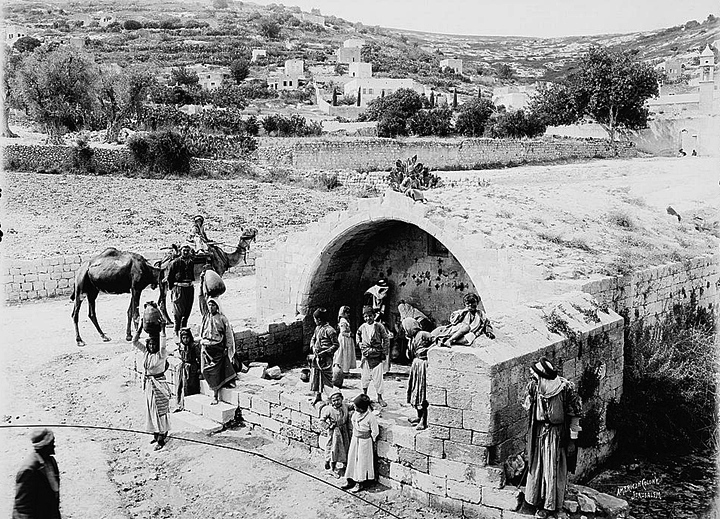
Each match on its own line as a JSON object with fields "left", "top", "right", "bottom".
{"left": 440, "top": 57, "right": 463, "bottom": 75}
{"left": 187, "top": 64, "right": 229, "bottom": 90}
{"left": 68, "top": 14, "right": 92, "bottom": 27}
{"left": 297, "top": 11, "right": 325, "bottom": 26}
{"left": 349, "top": 62, "right": 372, "bottom": 78}
{"left": 343, "top": 37, "right": 365, "bottom": 48}
{"left": 336, "top": 46, "right": 361, "bottom": 64}
{"left": 98, "top": 13, "right": 116, "bottom": 28}
{"left": 251, "top": 48, "right": 267, "bottom": 62}
{"left": 492, "top": 84, "right": 539, "bottom": 110}
{"left": 2, "top": 24, "right": 28, "bottom": 45}
{"left": 656, "top": 58, "right": 683, "bottom": 82}
{"left": 267, "top": 59, "right": 306, "bottom": 91}
{"left": 343, "top": 77, "right": 424, "bottom": 107}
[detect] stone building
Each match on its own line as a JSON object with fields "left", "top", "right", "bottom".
{"left": 343, "top": 77, "right": 424, "bottom": 107}
{"left": 440, "top": 58, "right": 463, "bottom": 75}
{"left": 349, "top": 62, "right": 372, "bottom": 78}
{"left": 336, "top": 46, "right": 361, "bottom": 64}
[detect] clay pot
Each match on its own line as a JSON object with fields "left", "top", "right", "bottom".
{"left": 203, "top": 269, "right": 226, "bottom": 298}
{"left": 332, "top": 365, "right": 344, "bottom": 388}
{"left": 142, "top": 304, "right": 163, "bottom": 335}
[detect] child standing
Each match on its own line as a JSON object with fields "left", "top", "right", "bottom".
{"left": 334, "top": 306, "right": 357, "bottom": 376}
{"left": 342, "top": 394, "right": 379, "bottom": 493}
{"left": 356, "top": 306, "right": 389, "bottom": 407}
{"left": 310, "top": 308, "right": 340, "bottom": 405}
{"left": 320, "top": 391, "right": 352, "bottom": 478}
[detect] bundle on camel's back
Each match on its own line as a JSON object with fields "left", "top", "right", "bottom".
{"left": 71, "top": 248, "right": 168, "bottom": 347}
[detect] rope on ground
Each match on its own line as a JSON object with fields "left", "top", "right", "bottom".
{"left": 0, "top": 423, "right": 405, "bottom": 519}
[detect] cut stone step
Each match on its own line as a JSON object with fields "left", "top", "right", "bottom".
{"left": 170, "top": 410, "right": 223, "bottom": 435}
{"left": 184, "top": 394, "right": 237, "bottom": 423}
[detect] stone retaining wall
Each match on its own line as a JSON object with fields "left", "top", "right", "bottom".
{"left": 581, "top": 254, "right": 718, "bottom": 330}
{"left": 2, "top": 251, "right": 256, "bottom": 303}
{"left": 255, "top": 137, "right": 636, "bottom": 171}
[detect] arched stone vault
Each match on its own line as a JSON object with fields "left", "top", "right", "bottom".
{"left": 256, "top": 190, "right": 573, "bottom": 332}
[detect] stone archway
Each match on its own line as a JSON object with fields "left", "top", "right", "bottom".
{"left": 256, "top": 191, "right": 566, "bottom": 339}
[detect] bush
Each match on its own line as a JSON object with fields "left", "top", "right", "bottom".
{"left": 261, "top": 114, "right": 322, "bottom": 137}
{"left": 67, "top": 134, "right": 95, "bottom": 173}
{"left": 455, "top": 98, "right": 495, "bottom": 137}
{"left": 408, "top": 107, "right": 453, "bottom": 136}
{"left": 123, "top": 20, "right": 143, "bottom": 30}
{"left": 490, "top": 109, "right": 546, "bottom": 138}
{"left": 127, "top": 130, "right": 190, "bottom": 174}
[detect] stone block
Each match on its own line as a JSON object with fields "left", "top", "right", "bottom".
{"left": 376, "top": 440, "right": 399, "bottom": 462}
{"left": 428, "top": 494, "right": 465, "bottom": 514}
{"left": 389, "top": 424, "right": 417, "bottom": 450}
{"left": 446, "top": 480, "right": 481, "bottom": 503}
{"left": 291, "top": 410, "right": 312, "bottom": 430}
{"left": 426, "top": 386, "right": 447, "bottom": 406}
{"left": 462, "top": 503, "right": 502, "bottom": 519}
{"left": 299, "top": 397, "right": 322, "bottom": 417}
{"left": 270, "top": 404, "right": 292, "bottom": 424}
{"left": 447, "top": 391, "right": 473, "bottom": 410}
{"left": 279, "top": 391, "right": 303, "bottom": 411}
{"left": 251, "top": 397, "right": 270, "bottom": 416}
{"left": 427, "top": 405, "right": 462, "bottom": 428}
{"left": 481, "top": 487, "right": 521, "bottom": 511}
{"left": 398, "top": 447, "right": 429, "bottom": 473}
{"left": 389, "top": 462, "right": 413, "bottom": 485}
{"left": 412, "top": 469, "right": 446, "bottom": 496}
{"left": 429, "top": 458, "right": 470, "bottom": 482}
{"left": 203, "top": 401, "right": 236, "bottom": 423}
{"left": 260, "top": 387, "right": 281, "bottom": 404}
{"left": 184, "top": 394, "right": 209, "bottom": 416}
{"left": 449, "top": 427, "right": 472, "bottom": 444}
{"left": 415, "top": 434, "right": 445, "bottom": 458}
{"left": 400, "top": 484, "right": 430, "bottom": 506}
{"left": 463, "top": 409, "right": 491, "bottom": 432}
{"left": 444, "top": 441, "right": 488, "bottom": 466}
{"left": 428, "top": 424, "right": 450, "bottom": 440}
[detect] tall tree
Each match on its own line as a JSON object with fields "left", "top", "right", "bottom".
{"left": 530, "top": 46, "right": 659, "bottom": 151}
{"left": 14, "top": 46, "right": 98, "bottom": 144}
{"left": 454, "top": 98, "right": 495, "bottom": 137}
{"left": 359, "top": 88, "right": 424, "bottom": 137}
{"left": 229, "top": 58, "right": 250, "bottom": 84}
{"left": 2, "top": 47, "right": 22, "bottom": 137}
{"left": 98, "top": 65, "right": 156, "bottom": 143}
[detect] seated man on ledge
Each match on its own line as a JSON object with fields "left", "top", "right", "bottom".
{"left": 431, "top": 293, "right": 495, "bottom": 346}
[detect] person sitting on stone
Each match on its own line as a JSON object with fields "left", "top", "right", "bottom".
{"left": 431, "top": 293, "right": 495, "bottom": 347}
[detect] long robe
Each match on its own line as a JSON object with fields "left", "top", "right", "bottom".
{"left": 432, "top": 304, "right": 493, "bottom": 345}
{"left": 334, "top": 317, "right": 357, "bottom": 373}
{"left": 200, "top": 310, "right": 236, "bottom": 391}
{"left": 345, "top": 410, "right": 379, "bottom": 482}
{"left": 175, "top": 339, "right": 201, "bottom": 407}
{"left": 524, "top": 376, "right": 582, "bottom": 512}
{"left": 310, "top": 324, "right": 340, "bottom": 394}
{"left": 406, "top": 329, "right": 433, "bottom": 408}
{"left": 320, "top": 403, "right": 352, "bottom": 464}
{"left": 134, "top": 334, "right": 171, "bottom": 434}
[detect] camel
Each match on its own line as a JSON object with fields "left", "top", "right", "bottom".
{"left": 71, "top": 248, "right": 167, "bottom": 347}
{"left": 157, "top": 228, "right": 258, "bottom": 322}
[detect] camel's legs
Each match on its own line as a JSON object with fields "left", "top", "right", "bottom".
{"left": 127, "top": 288, "right": 142, "bottom": 341}
{"left": 72, "top": 295, "right": 85, "bottom": 347}
{"left": 87, "top": 293, "right": 111, "bottom": 343}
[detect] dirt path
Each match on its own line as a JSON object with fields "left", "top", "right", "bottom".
{"left": 0, "top": 276, "right": 455, "bottom": 519}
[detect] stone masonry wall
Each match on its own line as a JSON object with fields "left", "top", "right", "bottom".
{"left": 581, "top": 254, "right": 719, "bottom": 331}
{"left": 2, "top": 251, "right": 256, "bottom": 303}
{"left": 255, "top": 137, "right": 636, "bottom": 171}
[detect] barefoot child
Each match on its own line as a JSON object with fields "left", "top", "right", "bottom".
{"left": 334, "top": 306, "right": 357, "bottom": 376}
{"left": 320, "top": 391, "right": 352, "bottom": 477}
{"left": 342, "top": 394, "right": 379, "bottom": 493}
{"left": 310, "top": 308, "right": 340, "bottom": 405}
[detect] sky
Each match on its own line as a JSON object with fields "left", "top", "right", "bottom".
{"left": 248, "top": 0, "right": 719, "bottom": 38}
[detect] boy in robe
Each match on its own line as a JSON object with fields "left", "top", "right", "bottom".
{"left": 320, "top": 391, "right": 352, "bottom": 478}
{"left": 356, "top": 306, "right": 389, "bottom": 407}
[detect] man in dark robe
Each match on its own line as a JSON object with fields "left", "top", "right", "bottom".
{"left": 13, "top": 429, "right": 61, "bottom": 519}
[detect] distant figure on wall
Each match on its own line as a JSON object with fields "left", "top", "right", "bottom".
{"left": 522, "top": 357, "right": 583, "bottom": 518}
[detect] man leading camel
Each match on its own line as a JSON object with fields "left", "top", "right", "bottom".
{"left": 166, "top": 244, "right": 196, "bottom": 338}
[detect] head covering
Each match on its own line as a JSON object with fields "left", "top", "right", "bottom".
{"left": 206, "top": 297, "right": 222, "bottom": 315}
{"left": 313, "top": 307, "right": 328, "bottom": 322}
{"left": 402, "top": 317, "right": 421, "bottom": 337}
{"left": 376, "top": 279, "right": 388, "bottom": 287}
{"left": 329, "top": 389, "right": 343, "bottom": 400}
{"left": 193, "top": 214, "right": 205, "bottom": 222}
{"left": 180, "top": 244, "right": 192, "bottom": 252}
{"left": 338, "top": 306, "right": 350, "bottom": 320}
{"left": 531, "top": 356, "right": 558, "bottom": 380}
{"left": 463, "top": 293, "right": 480, "bottom": 305}
{"left": 31, "top": 429, "right": 54, "bottom": 451}
{"left": 179, "top": 327, "right": 194, "bottom": 341}
{"left": 353, "top": 393, "right": 371, "bottom": 412}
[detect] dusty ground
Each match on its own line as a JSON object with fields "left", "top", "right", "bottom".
{"left": 3, "top": 155, "right": 718, "bottom": 281}
{"left": 0, "top": 276, "right": 455, "bottom": 519}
